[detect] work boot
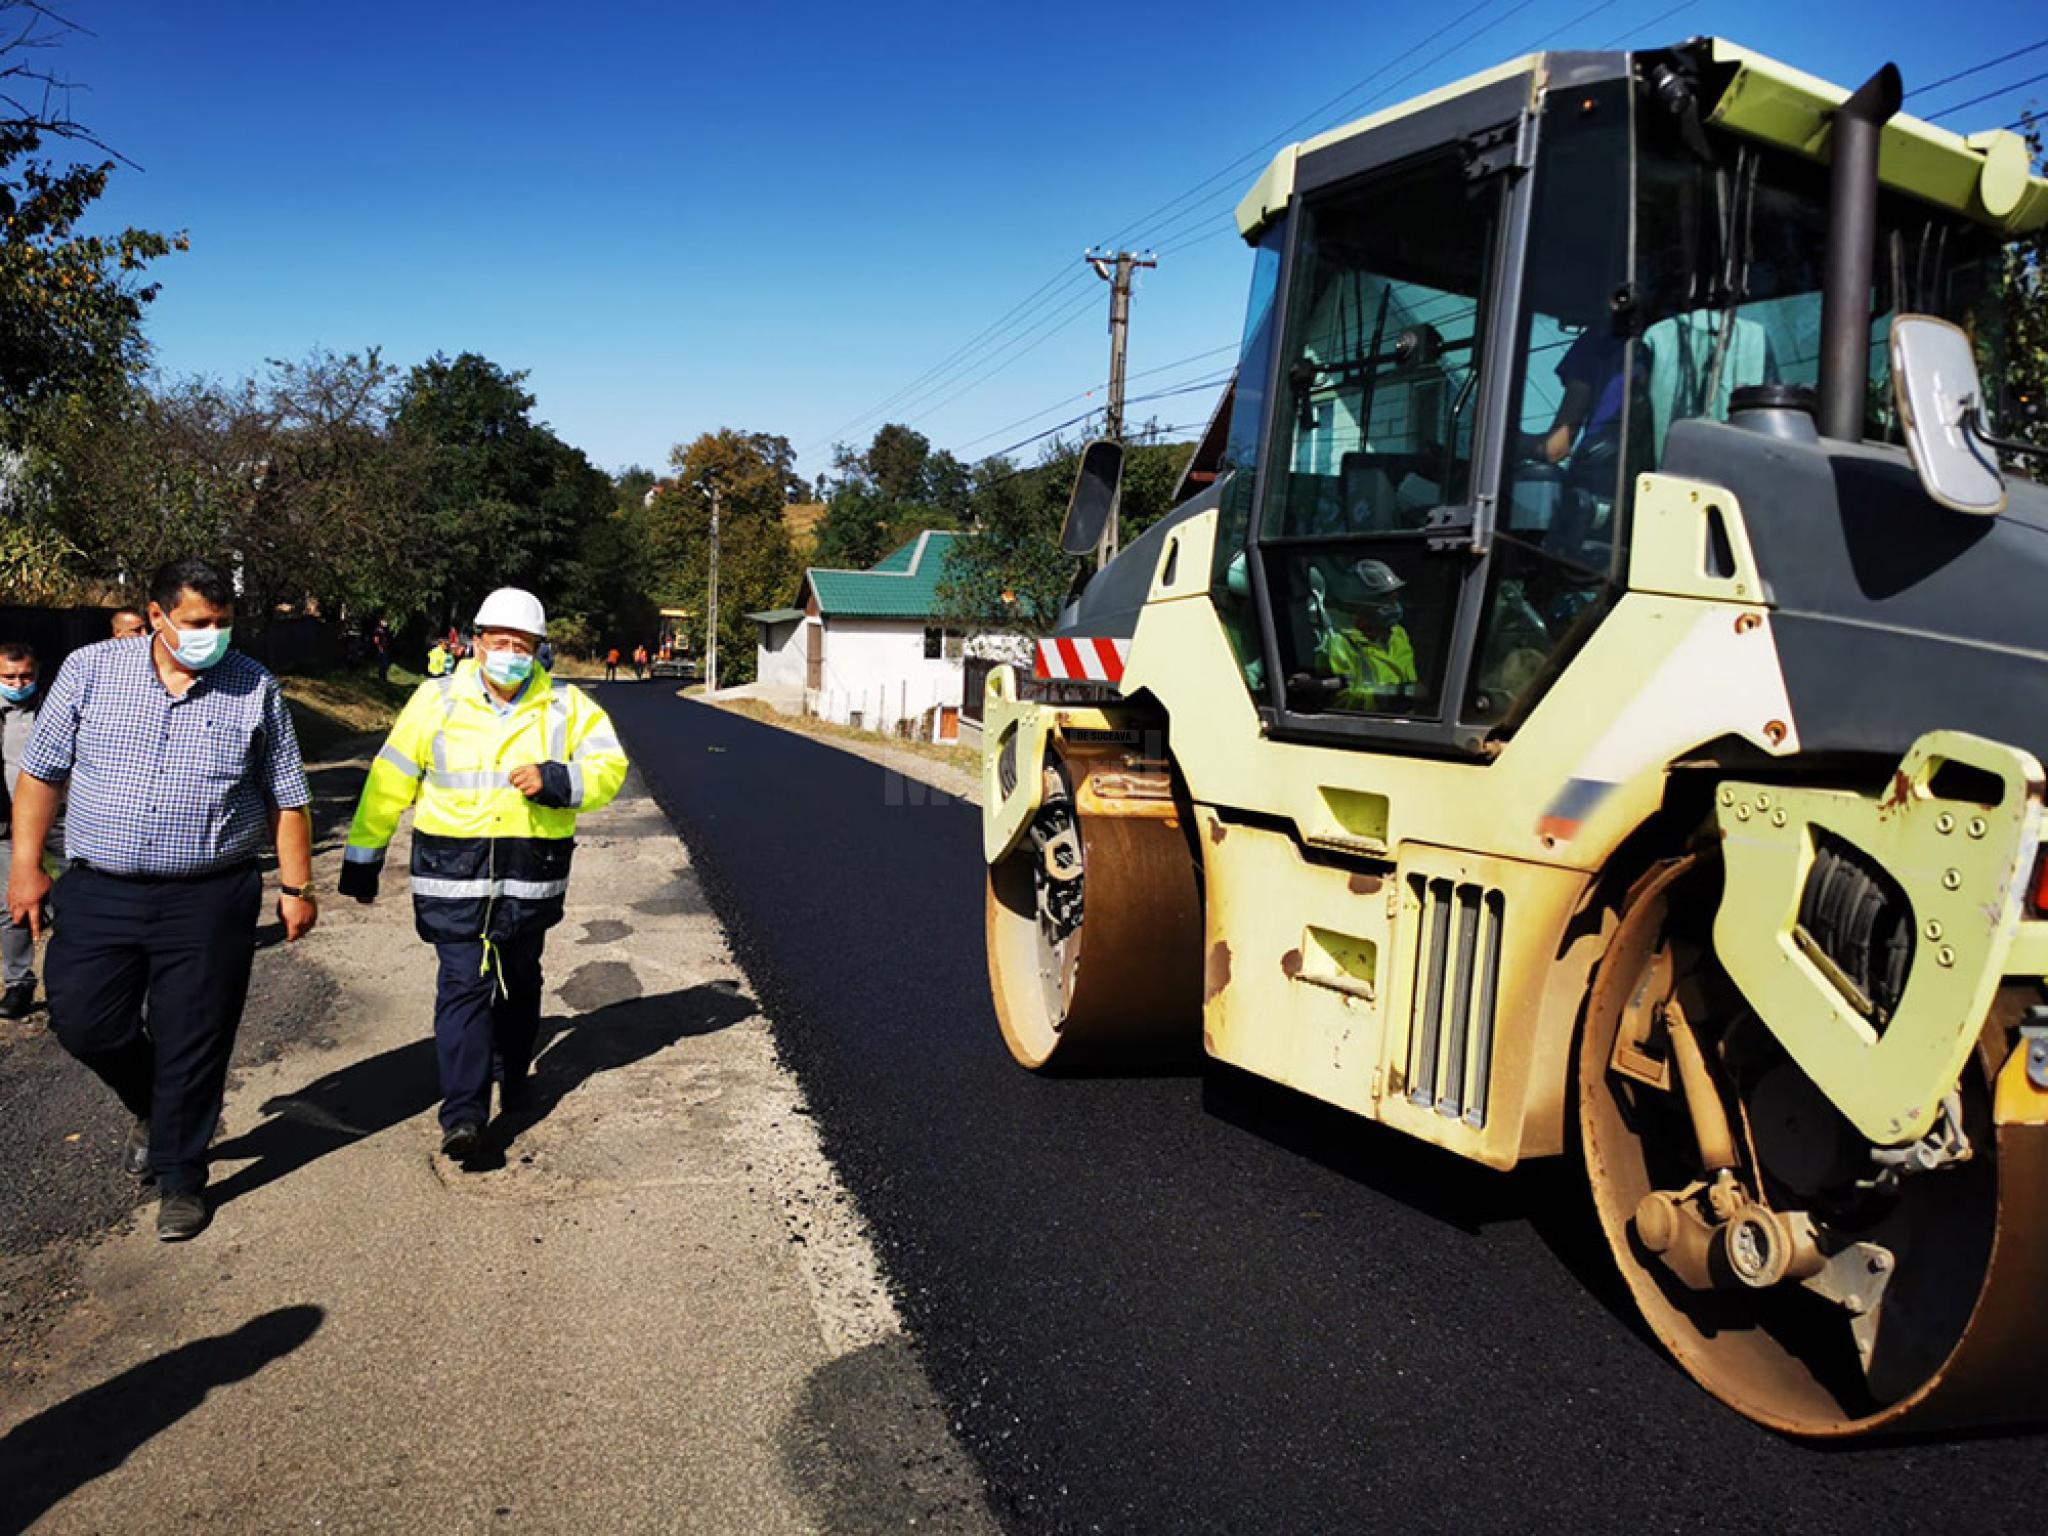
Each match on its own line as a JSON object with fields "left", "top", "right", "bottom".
{"left": 123, "top": 1117, "right": 152, "bottom": 1180}
{"left": 0, "top": 980, "right": 33, "bottom": 1020}
{"left": 156, "top": 1191, "right": 209, "bottom": 1242}
{"left": 440, "top": 1121, "right": 485, "bottom": 1163}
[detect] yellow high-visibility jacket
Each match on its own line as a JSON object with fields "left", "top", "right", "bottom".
{"left": 426, "top": 644, "right": 450, "bottom": 678}
{"left": 340, "top": 661, "right": 628, "bottom": 942}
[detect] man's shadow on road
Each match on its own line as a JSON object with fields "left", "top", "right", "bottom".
{"left": 205, "top": 982, "right": 755, "bottom": 1208}
{"left": 0, "top": 1305, "right": 324, "bottom": 1536}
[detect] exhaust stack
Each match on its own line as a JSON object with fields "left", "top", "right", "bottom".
{"left": 1817, "top": 63, "right": 1903, "bottom": 442}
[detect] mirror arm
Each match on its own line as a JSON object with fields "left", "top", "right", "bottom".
{"left": 1967, "top": 407, "right": 2048, "bottom": 461}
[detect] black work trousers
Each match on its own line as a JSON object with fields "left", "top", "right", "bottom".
{"left": 46, "top": 862, "right": 261, "bottom": 1195}
{"left": 433, "top": 932, "right": 545, "bottom": 1131}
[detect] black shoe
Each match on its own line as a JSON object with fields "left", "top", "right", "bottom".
{"left": 440, "top": 1121, "right": 485, "bottom": 1161}
{"left": 123, "top": 1118, "right": 152, "bottom": 1180}
{"left": 156, "top": 1191, "right": 209, "bottom": 1241}
{"left": 0, "top": 981, "right": 33, "bottom": 1020}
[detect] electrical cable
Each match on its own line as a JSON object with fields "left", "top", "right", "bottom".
{"left": 1598, "top": 0, "right": 1698, "bottom": 49}
{"left": 1923, "top": 67, "right": 2048, "bottom": 123}
{"left": 1907, "top": 38, "right": 2048, "bottom": 100}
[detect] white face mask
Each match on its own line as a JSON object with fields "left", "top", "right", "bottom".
{"left": 160, "top": 617, "right": 232, "bottom": 671}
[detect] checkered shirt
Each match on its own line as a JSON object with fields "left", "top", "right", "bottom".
{"left": 20, "top": 638, "right": 311, "bottom": 877}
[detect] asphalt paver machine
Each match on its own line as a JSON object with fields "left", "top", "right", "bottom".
{"left": 979, "top": 37, "right": 2048, "bottom": 1434}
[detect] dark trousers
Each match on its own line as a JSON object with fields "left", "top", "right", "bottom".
{"left": 46, "top": 863, "right": 260, "bottom": 1195}
{"left": 433, "top": 933, "right": 545, "bottom": 1131}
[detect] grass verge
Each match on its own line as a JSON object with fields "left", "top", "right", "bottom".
{"left": 708, "top": 696, "right": 983, "bottom": 780}
{"left": 280, "top": 666, "right": 423, "bottom": 757}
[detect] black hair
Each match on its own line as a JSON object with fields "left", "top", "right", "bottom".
{"left": 0, "top": 641, "right": 36, "bottom": 665}
{"left": 148, "top": 558, "right": 235, "bottom": 614}
{"left": 111, "top": 606, "right": 145, "bottom": 622}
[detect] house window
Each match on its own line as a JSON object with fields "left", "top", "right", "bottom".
{"left": 923, "top": 627, "right": 942, "bottom": 659}
{"left": 943, "top": 632, "right": 964, "bottom": 660}
{"left": 925, "top": 627, "right": 963, "bottom": 660}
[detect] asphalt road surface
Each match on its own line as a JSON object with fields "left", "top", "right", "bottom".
{"left": 603, "top": 686, "right": 2048, "bottom": 1536}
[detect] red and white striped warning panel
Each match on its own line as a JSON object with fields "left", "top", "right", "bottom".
{"left": 1034, "top": 636, "right": 1130, "bottom": 683}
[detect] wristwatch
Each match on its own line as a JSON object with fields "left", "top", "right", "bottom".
{"left": 279, "top": 880, "right": 319, "bottom": 900}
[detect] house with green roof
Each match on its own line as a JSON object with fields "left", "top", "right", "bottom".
{"left": 748, "top": 530, "right": 973, "bottom": 736}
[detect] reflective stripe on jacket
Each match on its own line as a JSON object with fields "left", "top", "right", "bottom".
{"left": 344, "top": 661, "right": 628, "bottom": 942}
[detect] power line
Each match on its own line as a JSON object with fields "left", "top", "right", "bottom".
{"left": 1133, "top": 0, "right": 1543, "bottom": 256}
{"left": 1924, "top": 67, "right": 2048, "bottom": 122}
{"left": 1907, "top": 38, "right": 2048, "bottom": 100}
{"left": 897, "top": 284, "right": 1107, "bottom": 429}
{"left": 953, "top": 344, "right": 1239, "bottom": 454}
{"left": 866, "top": 0, "right": 1669, "bottom": 464}
{"left": 1598, "top": 0, "right": 1698, "bottom": 49}
{"left": 822, "top": 0, "right": 1528, "bottom": 453}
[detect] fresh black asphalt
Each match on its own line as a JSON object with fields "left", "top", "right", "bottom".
{"left": 603, "top": 686, "right": 2047, "bottom": 1536}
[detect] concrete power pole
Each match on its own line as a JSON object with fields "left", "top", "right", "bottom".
{"left": 705, "top": 481, "right": 721, "bottom": 694}
{"left": 1085, "top": 248, "right": 1156, "bottom": 562}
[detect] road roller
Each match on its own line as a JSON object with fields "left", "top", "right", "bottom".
{"left": 979, "top": 36, "right": 2048, "bottom": 1435}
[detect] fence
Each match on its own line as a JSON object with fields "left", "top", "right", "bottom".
{"left": 0, "top": 605, "right": 343, "bottom": 681}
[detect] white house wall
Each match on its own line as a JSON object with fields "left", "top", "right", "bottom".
{"left": 808, "top": 617, "right": 963, "bottom": 733}
{"left": 755, "top": 619, "right": 807, "bottom": 688}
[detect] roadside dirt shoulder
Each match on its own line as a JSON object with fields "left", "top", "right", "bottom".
{"left": 0, "top": 757, "right": 994, "bottom": 1535}
{"left": 697, "top": 693, "right": 981, "bottom": 806}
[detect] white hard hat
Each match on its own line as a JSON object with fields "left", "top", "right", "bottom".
{"left": 473, "top": 588, "right": 547, "bottom": 637}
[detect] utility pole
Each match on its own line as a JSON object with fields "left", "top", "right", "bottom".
{"left": 1085, "top": 248, "right": 1156, "bottom": 562}
{"left": 705, "top": 481, "right": 721, "bottom": 694}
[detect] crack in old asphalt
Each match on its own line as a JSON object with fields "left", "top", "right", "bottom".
{"left": 602, "top": 686, "right": 2046, "bottom": 1536}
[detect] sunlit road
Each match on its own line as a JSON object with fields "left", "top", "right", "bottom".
{"left": 603, "top": 685, "right": 2045, "bottom": 1535}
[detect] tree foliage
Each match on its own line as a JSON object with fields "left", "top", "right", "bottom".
{"left": 814, "top": 421, "right": 967, "bottom": 569}
{"left": 643, "top": 429, "right": 804, "bottom": 686}
{"left": 0, "top": 1, "right": 182, "bottom": 438}
{"left": 935, "top": 435, "right": 1195, "bottom": 635}
{"left": 2004, "top": 118, "right": 2046, "bottom": 460}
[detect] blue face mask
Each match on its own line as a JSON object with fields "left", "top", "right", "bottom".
{"left": 160, "top": 619, "right": 232, "bottom": 671}
{"left": 482, "top": 651, "right": 534, "bottom": 688}
{"left": 0, "top": 682, "right": 34, "bottom": 705}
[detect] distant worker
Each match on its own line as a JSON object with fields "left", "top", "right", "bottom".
{"left": 6, "top": 559, "right": 316, "bottom": 1241}
{"left": 339, "top": 588, "right": 629, "bottom": 1164}
{"left": 427, "top": 638, "right": 451, "bottom": 678}
{"left": 1315, "top": 559, "right": 1417, "bottom": 711}
{"left": 536, "top": 638, "right": 555, "bottom": 674}
{"left": 604, "top": 647, "right": 620, "bottom": 682}
{"left": 1, "top": 641, "right": 48, "bottom": 1020}
{"left": 632, "top": 644, "right": 648, "bottom": 680}
{"left": 110, "top": 608, "right": 148, "bottom": 640}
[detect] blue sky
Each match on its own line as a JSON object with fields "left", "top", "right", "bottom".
{"left": 57, "top": 0, "right": 2048, "bottom": 483}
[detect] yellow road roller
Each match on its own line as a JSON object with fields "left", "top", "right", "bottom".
{"left": 980, "top": 37, "right": 2048, "bottom": 1435}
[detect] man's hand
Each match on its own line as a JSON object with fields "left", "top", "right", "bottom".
{"left": 7, "top": 863, "right": 52, "bottom": 940}
{"left": 279, "top": 893, "right": 318, "bottom": 942}
{"left": 508, "top": 763, "right": 544, "bottom": 798}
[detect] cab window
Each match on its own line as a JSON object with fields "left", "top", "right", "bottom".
{"left": 1470, "top": 79, "right": 1632, "bottom": 727}
{"left": 1260, "top": 152, "right": 1500, "bottom": 719}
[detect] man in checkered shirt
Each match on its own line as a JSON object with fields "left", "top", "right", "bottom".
{"left": 5, "top": 558, "right": 318, "bottom": 1242}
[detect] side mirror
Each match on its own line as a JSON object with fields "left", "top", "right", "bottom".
{"left": 1059, "top": 439, "right": 1124, "bottom": 556}
{"left": 1890, "top": 315, "right": 2006, "bottom": 516}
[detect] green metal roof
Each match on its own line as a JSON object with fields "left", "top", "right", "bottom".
{"left": 805, "top": 530, "right": 966, "bottom": 619}
{"left": 746, "top": 607, "right": 805, "bottom": 625}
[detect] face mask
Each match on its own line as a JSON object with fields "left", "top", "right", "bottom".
{"left": 0, "top": 682, "right": 34, "bottom": 705}
{"left": 160, "top": 619, "right": 232, "bottom": 671}
{"left": 482, "top": 651, "right": 534, "bottom": 687}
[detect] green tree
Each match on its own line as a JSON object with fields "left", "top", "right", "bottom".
{"left": 2004, "top": 117, "right": 2045, "bottom": 461}
{"left": 865, "top": 421, "right": 930, "bottom": 501}
{"left": 814, "top": 423, "right": 962, "bottom": 569}
{"left": 0, "top": 2, "right": 184, "bottom": 440}
{"left": 646, "top": 429, "right": 803, "bottom": 685}
{"left": 935, "top": 436, "right": 1195, "bottom": 635}
{"left": 391, "top": 351, "right": 613, "bottom": 627}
